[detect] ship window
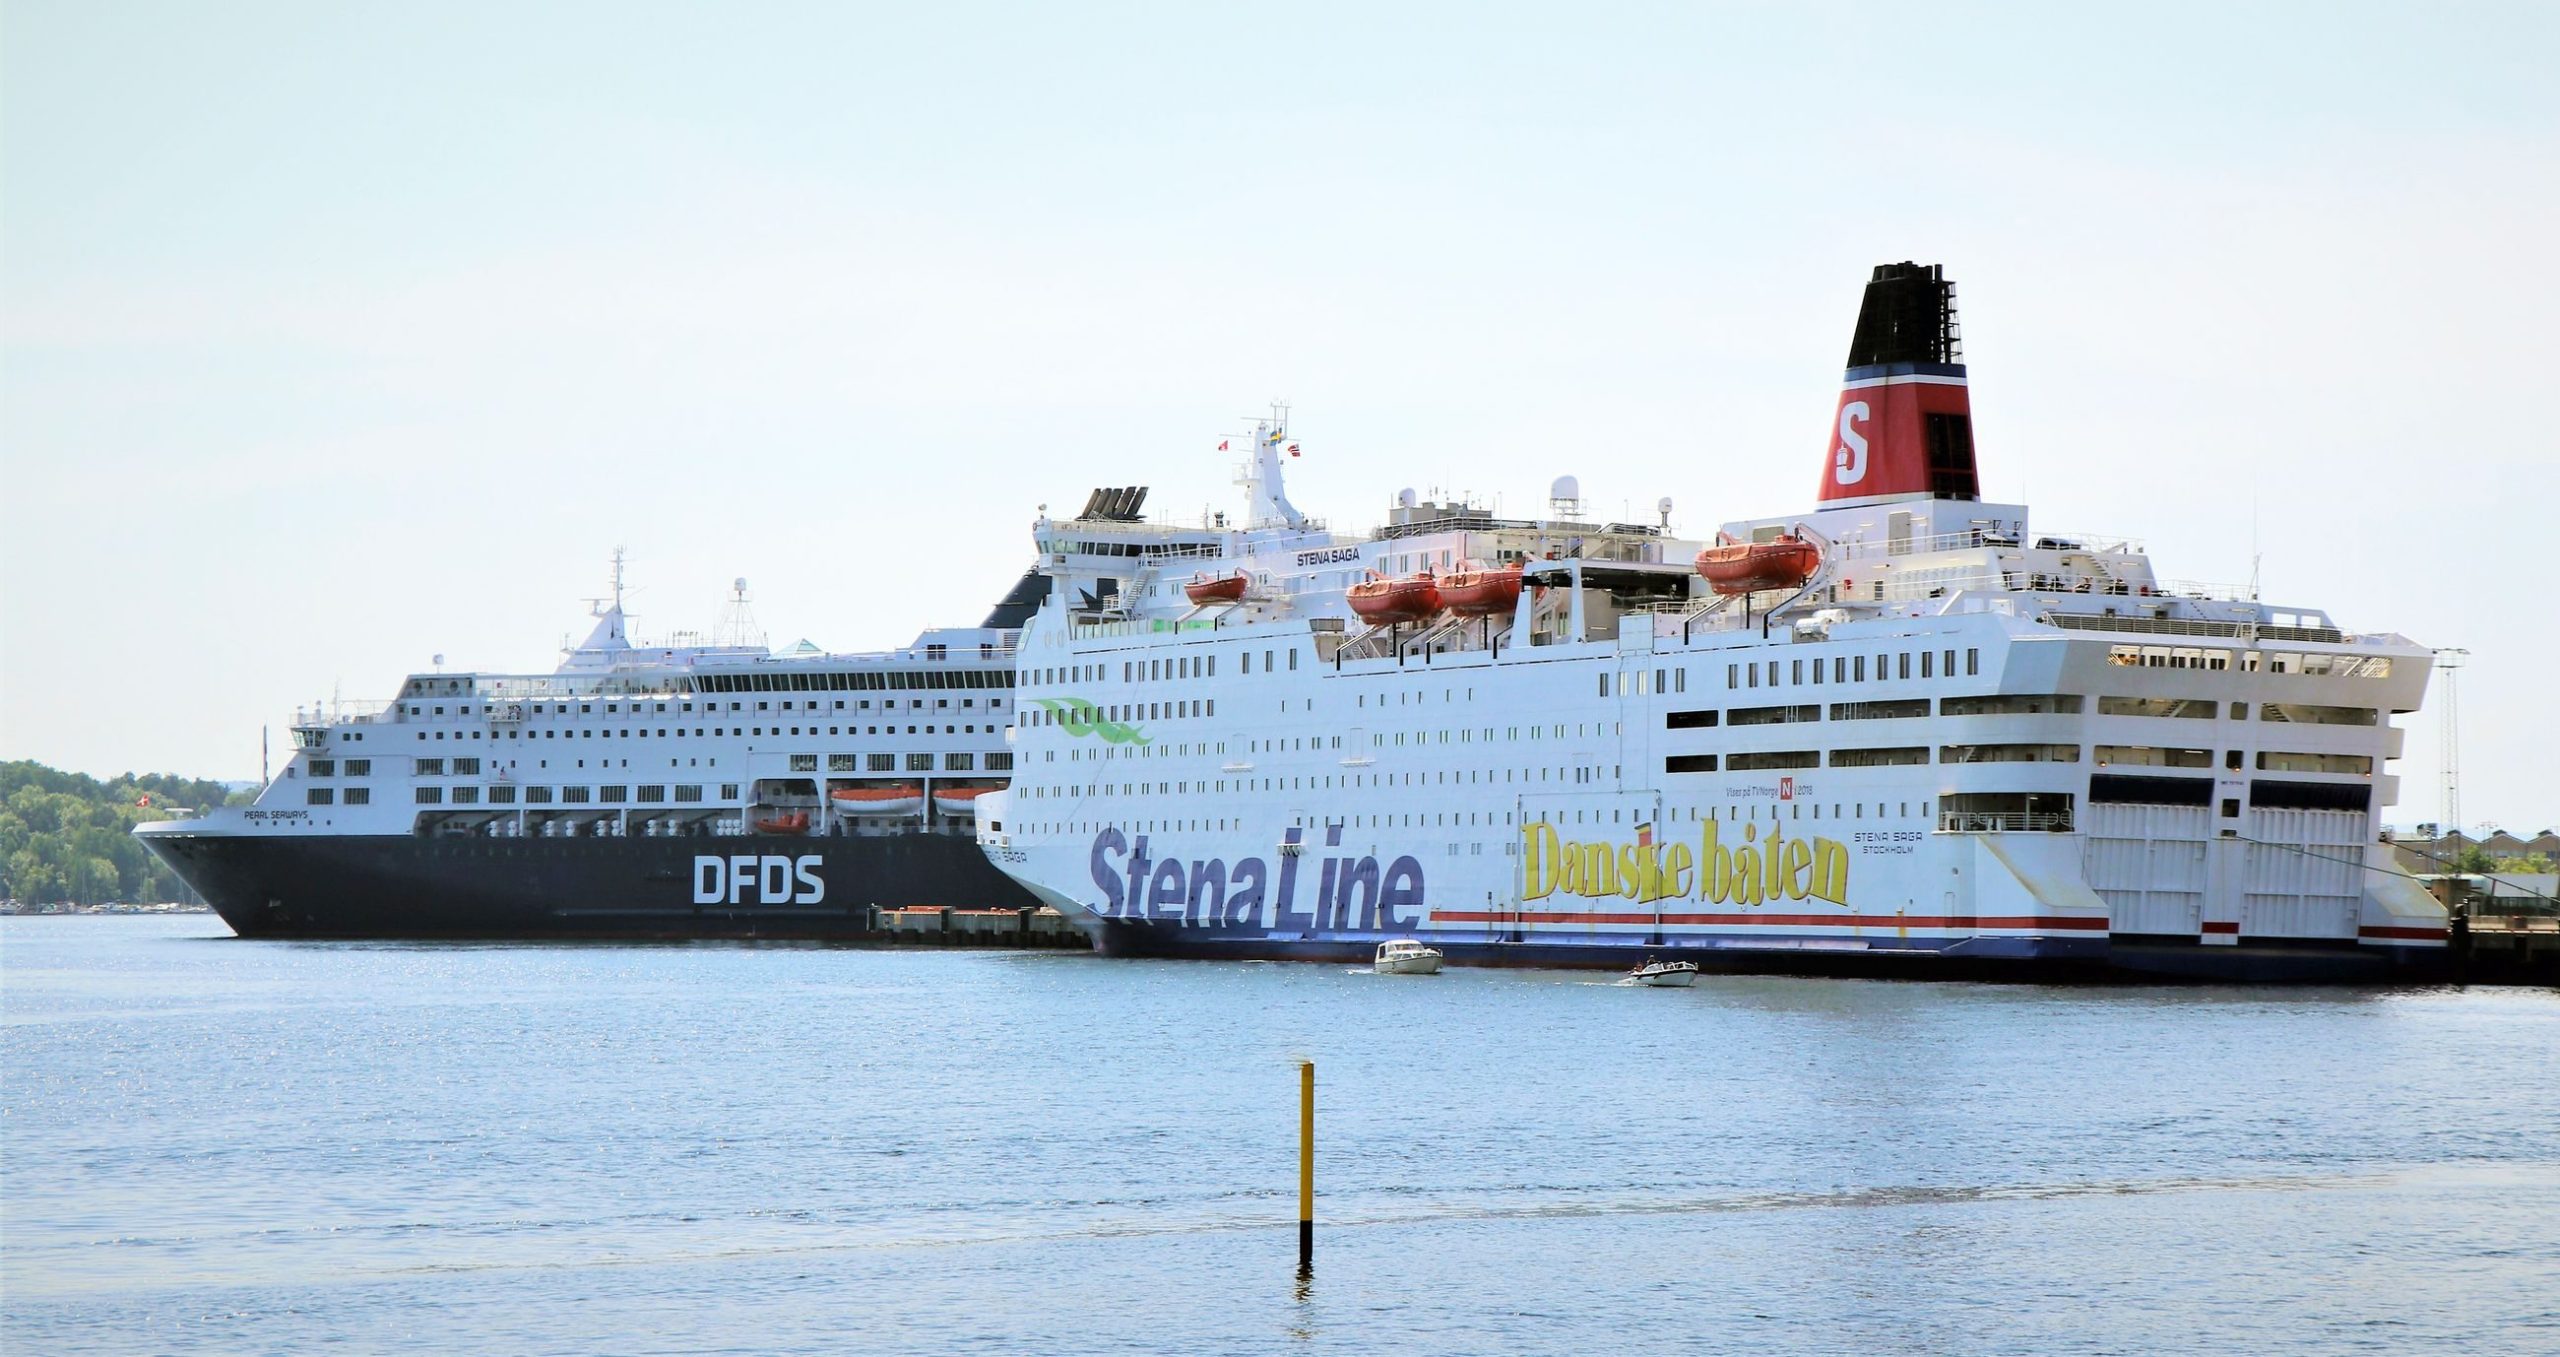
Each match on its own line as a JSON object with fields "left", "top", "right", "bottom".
{"left": 308, "top": 760, "right": 336, "bottom": 777}
{"left": 451, "top": 786, "right": 479, "bottom": 805}
{"left": 2222, "top": 797, "right": 2240, "bottom": 818}
{"left": 345, "top": 759, "right": 371, "bottom": 776}
{"left": 306, "top": 788, "right": 335, "bottom": 805}
{"left": 1746, "top": 666, "right": 1757, "bottom": 689}
{"left": 1967, "top": 648, "right": 1980, "bottom": 676}
{"left": 907, "top": 753, "right": 934, "bottom": 771}
{"left": 1791, "top": 660, "right": 1803, "bottom": 684}
{"left": 676, "top": 786, "right": 703, "bottom": 803}
{"left": 563, "top": 787, "right": 591, "bottom": 803}
{"left": 1812, "top": 662, "right": 1825, "bottom": 686}
{"left": 946, "top": 754, "right": 975, "bottom": 771}
{"left": 720, "top": 784, "right": 740, "bottom": 800}
{"left": 525, "top": 787, "right": 553, "bottom": 804}
{"left": 344, "top": 787, "right": 370, "bottom": 805}
{"left": 1853, "top": 657, "right": 1866, "bottom": 682}
{"left": 488, "top": 786, "right": 517, "bottom": 804}
{"left": 1943, "top": 649, "right": 1955, "bottom": 676}
{"left": 414, "top": 786, "right": 444, "bottom": 804}
{"left": 1921, "top": 652, "right": 1933, "bottom": 678}
{"left": 414, "top": 758, "right": 444, "bottom": 775}
{"left": 638, "top": 785, "right": 666, "bottom": 803}
{"left": 1600, "top": 674, "right": 1611, "bottom": 697}
{"left": 453, "top": 757, "right": 481, "bottom": 775}
{"left": 1898, "top": 654, "right": 1912, "bottom": 680}
{"left": 1666, "top": 754, "right": 1718, "bottom": 774}
{"left": 789, "top": 754, "right": 818, "bottom": 772}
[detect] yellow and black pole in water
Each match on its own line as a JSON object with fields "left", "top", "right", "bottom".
{"left": 1297, "top": 1059, "right": 1315, "bottom": 1269}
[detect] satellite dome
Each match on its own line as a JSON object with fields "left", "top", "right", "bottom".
{"left": 1657, "top": 496, "right": 1674, "bottom": 515}
{"left": 1550, "top": 475, "right": 1582, "bottom": 502}
{"left": 1396, "top": 488, "right": 1418, "bottom": 508}
{"left": 733, "top": 577, "right": 749, "bottom": 594}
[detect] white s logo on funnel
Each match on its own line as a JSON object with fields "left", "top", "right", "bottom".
{"left": 1834, "top": 402, "right": 1870, "bottom": 485}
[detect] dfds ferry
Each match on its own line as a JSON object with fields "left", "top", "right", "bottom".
{"left": 138, "top": 562, "right": 1045, "bottom": 938}
{"left": 977, "top": 263, "right": 2448, "bottom": 980}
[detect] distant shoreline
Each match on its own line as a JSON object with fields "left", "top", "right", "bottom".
{"left": 1, "top": 901, "right": 214, "bottom": 916}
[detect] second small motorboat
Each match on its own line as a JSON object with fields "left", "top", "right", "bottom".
{"left": 1373, "top": 939, "right": 1445, "bottom": 975}
{"left": 1627, "top": 957, "right": 1699, "bottom": 987}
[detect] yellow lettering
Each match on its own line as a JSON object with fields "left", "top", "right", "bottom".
{"left": 1784, "top": 838, "right": 1812, "bottom": 901}
{"left": 1523, "top": 824, "right": 1559, "bottom": 900}
{"left": 1809, "top": 837, "right": 1850, "bottom": 905}
{"left": 1735, "top": 845, "right": 1764, "bottom": 905}
{"left": 1664, "top": 843, "right": 1694, "bottom": 899}
{"left": 1619, "top": 844, "right": 1648, "bottom": 900}
{"left": 1702, "top": 819, "right": 1730, "bottom": 903}
{"left": 1582, "top": 843, "right": 1615, "bottom": 899}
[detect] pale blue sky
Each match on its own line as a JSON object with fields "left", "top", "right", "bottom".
{"left": 5, "top": 2, "right": 2555, "bottom": 827}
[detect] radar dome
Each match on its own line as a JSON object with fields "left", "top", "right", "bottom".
{"left": 733, "top": 577, "right": 749, "bottom": 594}
{"left": 1657, "top": 496, "right": 1674, "bottom": 515}
{"left": 1550, "top": 475, "right": 1582, "bottom": 502}
{"left": 1396, "top": 488, "right": 1418, "bottom": 508}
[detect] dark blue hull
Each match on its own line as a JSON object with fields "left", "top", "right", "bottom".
{"left": 142, "top": 832, "right": 1040, "bottom": 940}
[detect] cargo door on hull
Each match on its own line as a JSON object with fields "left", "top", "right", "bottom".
{"left": 1516, "top": 790, "right": 1667, "bottom": 943}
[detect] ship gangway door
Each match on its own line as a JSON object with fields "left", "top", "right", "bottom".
{"left": 1515, "top": 790, "right": 1667, "bottom": 949}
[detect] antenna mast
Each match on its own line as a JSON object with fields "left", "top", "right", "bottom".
{"left": 2435, "top": 648, "right": 2469, "bottom": 842}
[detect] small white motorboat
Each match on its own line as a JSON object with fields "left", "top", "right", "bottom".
{"left": 1628, "top": 957, "right": 1699, "bottom": 987}
{"left": 1373, "top": 939, "right": 1444, "bottom": 975}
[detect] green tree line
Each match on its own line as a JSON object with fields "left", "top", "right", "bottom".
{"left": 1, "top": 761, "right": 250, "bottom": 904}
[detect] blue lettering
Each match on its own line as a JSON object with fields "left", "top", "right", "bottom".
{"left": 1124, "top": 834, "right": 1154, "bottom": 920}
{"left": 1149, "top": 859, "right": 1187, "bottom": 920}
{"left": 1342, "top": 856, "right": 1381, "bottom": 929}
{"left": 1089, "top": 827, "right": 1127, "bottom": 915}
{"left": 1273, "top": 831, "right": 1313, "bottom": 932}
{"left": 1186, "top": 860, "right": 1227, "bottom": 927}
{"left": 1380, "top": 856, "right": 1425, "bottom": 932}
{"left": 1226, "top": 858, "right": 1268, "bottom": 927}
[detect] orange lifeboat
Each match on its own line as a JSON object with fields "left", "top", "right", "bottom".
{"left": 1183, "top": 570, "right": 1249, "bottom": 606}
{"left": 933, "top": 786, "right": 996, "bottom": 817}
{"left": 1695, "top": 536, "right": 1820, "bottom": 596}
{"left": 1439, "top": 560, "right": 1523, "bottom": 617}
{"left": 828, "top": 785, "right": 925, "bottom": 817}
{"left": 1347, "top": 570, "right": 1442, "bottom": 626}
{"left": 753, "top": 810, "right": 810, "bottom": 835}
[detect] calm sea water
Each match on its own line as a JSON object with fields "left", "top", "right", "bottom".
{"left": 5, "top": 917, "right": 2556, "bottom": 1355}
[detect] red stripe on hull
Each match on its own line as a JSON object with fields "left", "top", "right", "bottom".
{"left": 1426, "top": 910, "right": 2109, "bottom": 932}
{"left": 2359, "top": 925, "right": 2449, "bottom": 942}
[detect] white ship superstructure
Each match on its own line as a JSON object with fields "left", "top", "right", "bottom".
{"left": 977, "top": 263, "right": 2447, "bottom": 979}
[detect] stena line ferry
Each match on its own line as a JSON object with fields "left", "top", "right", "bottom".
{"left": 137, "top": 559, "right": 1046, "bottom": 938}
{"left": 975, "top": 263, "right": 2450, "bottom": 981}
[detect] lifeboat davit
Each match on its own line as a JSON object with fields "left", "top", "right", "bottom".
{"left": 933, "top": 786, "right": 996, "bottom": 817}
{"left": 1183, "top": 570, "right": 1249, "bottom": 606}
{"left": 1439, "top": 560, "right": 1523, "bottom": 617}
{"left": 828, "top": 785, "right": 925, "bottom": 817}
{"left": 1695, "top": 536, "right": 1820, "bottom": 596}
{"left": 1347, "top": 570, "right": 1443, "bottom": 626}
{"left": 753, "top": 810, "right": 810, "bottom": 835}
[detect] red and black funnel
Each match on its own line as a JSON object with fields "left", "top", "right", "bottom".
{"left": 1816, "top": 262, "right": 1980, "bottom": 507}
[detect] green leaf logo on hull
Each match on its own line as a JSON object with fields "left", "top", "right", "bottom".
{"left": 1033, "top": 697, "right": 1152, "bottom": 746}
